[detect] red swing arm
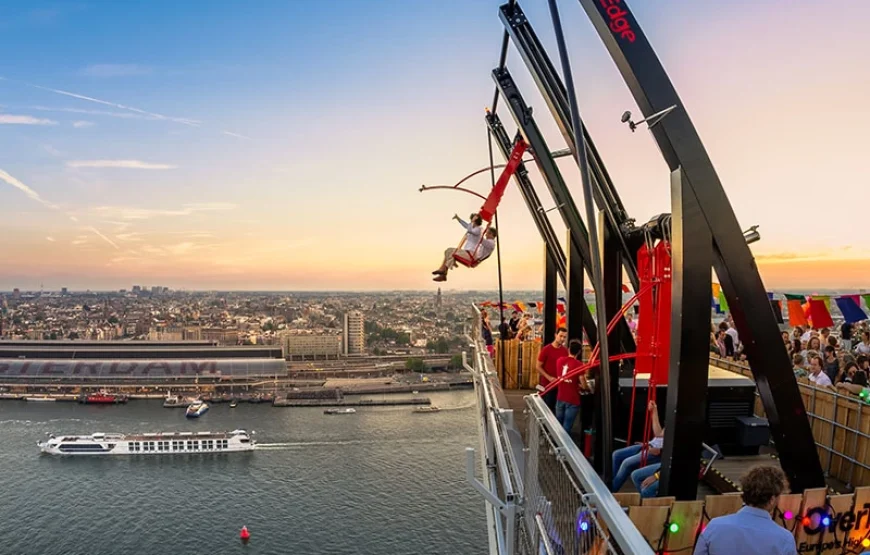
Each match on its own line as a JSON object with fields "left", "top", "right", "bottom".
{"left": 452, "top": 139, "right": 527, "bottom": 268}
{"left": 539, "top": 241, "right": 672, "bottom": 461}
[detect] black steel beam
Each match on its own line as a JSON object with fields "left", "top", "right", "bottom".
{"left": 600, "top": 212, "right": 623, "bottom": 481}
{"left": 487, "top": 113, "right": 599, "bottom": 345}
{"left": 544, "top": 248, "right": 558, "bottom": 345}
{"left": 494, "top": 68, "right": 608, "bottom": 348}
{"left": 565, "top": 231, "right": 588, "bottom": 347}
{"left": 486, "top": 114, "right": 567, "bottom": 281}
{"left": 499, "top": 2, "right": 638, "bottom": 291}
{"left": 576, "top": 0, "right": 824, "bottom": 490}
{"left": 659, "top": 168, "right": 712, "bottom": 500}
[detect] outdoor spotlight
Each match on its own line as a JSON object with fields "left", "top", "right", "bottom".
{"left": 743, "top": 225, "right": 761, "bottom": 245}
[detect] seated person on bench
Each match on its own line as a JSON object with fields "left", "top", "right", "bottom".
{"left": 432, "top": 213, "right": 497, "bottom": 282}
{"left": 611, "top": 400, "right": 664, "bottom": 492}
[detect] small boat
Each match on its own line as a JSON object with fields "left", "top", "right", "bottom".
{"left": 414, "top": 406, "right": 441, "bottom": 413}
{"left": 164, "top": 394, "right": 196, "bottom": 408}
{"left": 26, "top": 396, "right": 57, "bottom": 402}
{"left": 186, "top": 401, "right": 210, "bottom": 418}
{"left": 80, "top": 391, "right": 128, "bottom": 404}
{"left": 229, "top": 400, "right": 239, "bottom": 408}
{"left": 412, "top": 390, "right": 419, "bottom": 394}
{"left": 324, "top": 408, "right": 357, "bottom": 415}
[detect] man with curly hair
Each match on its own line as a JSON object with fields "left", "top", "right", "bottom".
{"left": 693, "top": 465, "right": 796, "bottom": 554}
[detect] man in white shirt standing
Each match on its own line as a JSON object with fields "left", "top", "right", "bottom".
{"left": 724, "top": 321, "right": 740, "bottom": 354}
{"left": 433, "top": 213, "right": 497, "bottom": 282}
{"left": 808, "top": 355, "right": 833, "bottom": 388}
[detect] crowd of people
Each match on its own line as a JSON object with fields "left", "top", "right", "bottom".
{"left": 712, "top": 316, "right": 870, "bottom": 396}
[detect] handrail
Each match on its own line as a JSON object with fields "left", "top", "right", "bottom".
{"left": 470, "top": 302, "right": 655, "bottom": 554}
{"left": 526, "top": 394, "right": 655, "bottom": 554}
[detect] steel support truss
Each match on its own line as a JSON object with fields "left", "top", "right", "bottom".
{"left": 482, "top": 0, "right": 824, "bottom": 497}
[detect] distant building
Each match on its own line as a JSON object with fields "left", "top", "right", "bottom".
{"left": 201, "top": 328, "right": 240, "bottom": 345}
{"left": 61, "top": 287, "right": 68, "bottom": 296}
{"left": 343, "top": 310, "right": 365, "bottom": 356}
{"left": 436, "top": 287, "right": 442, "bottom": 309}
{"left": 280, "top": 332, "right": 342, "bottom": 360}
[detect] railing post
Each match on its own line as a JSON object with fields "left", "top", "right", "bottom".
{"left": 828, "top": 393, "right": 839, "bottom": 477}
{"left": 848, "top": 402, "right": 862, "bottom": 489}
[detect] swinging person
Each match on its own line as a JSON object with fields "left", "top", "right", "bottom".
{"left": 432, "top": 213, "right": 497, "bottom": 281}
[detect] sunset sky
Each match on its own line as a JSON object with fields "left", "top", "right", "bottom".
{"left": 1, "top": 1, "right": 868, "bottom": 292}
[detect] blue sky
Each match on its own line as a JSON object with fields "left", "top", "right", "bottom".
{"left": 1, "top": 1, "right": 869, "bottom": 291}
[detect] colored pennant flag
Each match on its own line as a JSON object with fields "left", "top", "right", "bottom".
{"left": 588, "top": 303, "right": 596, "bottom": 315}
{"left": 787, "top": 299, "right": 808, "bottom": 327}
{"left": 712, "top": 283, "right": 721, "bottom": 302}
{"left": 814, "top": 295, "right": 832, "bottom": 313}
{"left": 808, "top": 299, "right": 834, "bottom": 329}
{"left": 536, "top": 302, "right": 544, "bottom": 312}
{"left": 718, "top": 291, "right": 729, "bottom": 312}
{"left": 558, "top": 297, "right": 567, "bottom": 304}
{"left": 621, "top": 284, "right": 630, "bottom": 293}
{"left": 556, "top": 302, "right": 565, "bottom": 313}
{"left": 863, "top": 295, "right": 870, "bottom": 311}
{"left": 835, "top": 296, "right": 868, "bottom": 324}
{"left": 480, "top": 301, "right": 492, "bottom": 307}
{"left": 512, "top": 301, "right": 527, "bottom": 313}
{"left": 784, "top": 293, "right": 806, "bottom": 301}
{"left": 770, "top": 300, "right": 784, "bottom": 324}
{"left": 767, "top": 292, "right": 775, "bottom": 300}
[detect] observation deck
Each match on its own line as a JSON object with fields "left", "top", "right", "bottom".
{"left": 465, "top": 304, "right": 870, "bottom": 554}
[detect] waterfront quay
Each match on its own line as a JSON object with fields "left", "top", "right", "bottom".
{"left": 0, "top": 339, "right": 470, "bottom": 404}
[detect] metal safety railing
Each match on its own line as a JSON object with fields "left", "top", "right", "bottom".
{"left": 711, "top": 355, "right": 870, "bottom": 488}
{"left": 466, "top": 305, "right": 653, "bottom": 555}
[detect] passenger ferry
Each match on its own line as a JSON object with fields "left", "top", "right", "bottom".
{"left": 185, "top": 401, "right": 209, "bottom": 418}
{"left": 324, "top": 407, "right": 356, "bottom": 415}
{"left": 37, "top": 429, "right": 255, "bottom": 456}
{"left": 413, "top": 406, "right": 441, "bottom": 413}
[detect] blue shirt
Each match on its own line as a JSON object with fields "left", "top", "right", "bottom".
{"left": 693, "top": 506, "right": 796, "bottom": 555}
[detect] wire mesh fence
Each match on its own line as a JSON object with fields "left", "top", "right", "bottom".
{"left": 521, "top": 400, "right": 618, "bottom": 555}
{"left": 470, "top": 304, "right": 651, "bottom": 555}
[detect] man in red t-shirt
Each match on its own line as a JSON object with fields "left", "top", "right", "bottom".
{"left": 537, "top": 327, "right": 568, "bottom": 413}
{"left": 555, "top": 339, "right": 587, "bottom": 432}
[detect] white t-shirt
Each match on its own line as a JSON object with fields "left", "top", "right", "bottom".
{"left": 461, "top": 224, "right": 482, "bottom": 252}
{"left": 649, "top": 436, "right": 664, "bottom": 449}
{"left": 809, "top": 372, "right": 832, "bottom": 387}
{"left": 477, "top": 238, "right": 495, "bottom": 261}
{"left": 726, "top": 327, "right": 739, "bottom": 349}
{"left": 857, "top": 342, "right": 870, "bottom": 356}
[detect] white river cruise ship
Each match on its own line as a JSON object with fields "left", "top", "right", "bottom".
{"left": 37, "top": 429, "right": 255, "bottom": 455}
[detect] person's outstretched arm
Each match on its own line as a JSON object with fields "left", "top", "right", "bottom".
{"left": 650, "top": 401, "right": 664, "bottom": 437}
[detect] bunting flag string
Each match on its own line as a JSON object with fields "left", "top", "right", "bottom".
{"left": 477, "top": 287, "right": 870, "bottom": 331}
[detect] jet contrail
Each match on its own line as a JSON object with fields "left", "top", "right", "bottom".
{"left": 27, "top": 83, "right": 201, "bottom": 127}
{"left": 87, "top": 226, "right": 120, "bottom": 249}
{"left": 0, "top": 168, "right": 58, "bottom": 209}
{"left": 0, "top": 167, "right": 119, "bottom": 249}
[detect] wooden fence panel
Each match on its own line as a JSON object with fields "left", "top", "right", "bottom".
{"left": 628, "top": 506, "right": 669, "bottom": 551}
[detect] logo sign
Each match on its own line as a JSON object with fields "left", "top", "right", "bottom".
{"left": 597, "top": 0, "right": 637, "bottom": 44}
{"left": 796, "top": 505, "right": 870, "bottom": 553}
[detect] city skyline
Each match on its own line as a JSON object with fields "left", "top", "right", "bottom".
{"left": 2, "top": 1, "right": 869, "bottom": 291}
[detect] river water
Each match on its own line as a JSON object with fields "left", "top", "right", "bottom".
{"left": 0, "top": 390, "right": 486, "bottom": 555}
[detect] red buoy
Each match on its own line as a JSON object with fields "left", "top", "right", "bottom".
{"left": 240, "top": 526, "right": 250, "bottom": 541}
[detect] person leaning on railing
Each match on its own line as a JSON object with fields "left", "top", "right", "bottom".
{"left": 836, "top": 359, "right": 868, "bottom": 395}
{"left": 693, "top": 465, "right": 796, "bottom": 555}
